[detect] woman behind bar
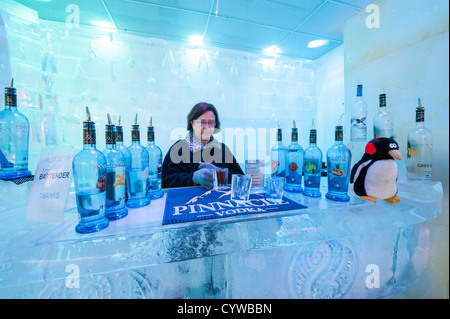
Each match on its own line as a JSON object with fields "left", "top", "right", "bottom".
{"left": 162, "top": 102, "right": 244, "bottom": 189}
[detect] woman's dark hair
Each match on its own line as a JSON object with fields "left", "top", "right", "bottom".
{"left": 187, "top": 102, "right": 221, "bottom": 133}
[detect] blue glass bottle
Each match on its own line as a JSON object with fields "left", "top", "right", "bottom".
{"left": 125, "top": 114, "right": 151, "bottom": 208}
{"left": 284, "top": 120, "right": 303, "bottom": 193}
{"left": 72, "top": 107, "right": 109, "bottom": 233}
{"left": 270, "top": 122, "right": 287, "bottom": 177}
{"left": 303, "top": 122, "right": 323, "bottom": 197}
{"left": 146, "top": 116, "right": 163, "bottom": 199}
{"left": 0, "top": 79, "right": 32, "bottom": 180}
{"left": 326, "top": 125, "right": 351, "bottom": 202}
{"left": 102, "top": 114, "right": 128, "bottom": 220}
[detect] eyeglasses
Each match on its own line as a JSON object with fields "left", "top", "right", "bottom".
{"left": 193, "top": 120, "right": 216, "bottom": 127}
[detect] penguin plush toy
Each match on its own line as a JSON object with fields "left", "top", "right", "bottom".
{"left": 350, "top": 137, "right": 402, "bottom": 204}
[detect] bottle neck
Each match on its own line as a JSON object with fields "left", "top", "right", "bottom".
{"left": 309, "top": 130, "right": 317, "bottom": 146}
{"left": 335, "top": 126, "right": 343, "bottom": 143}
{"left": 105, "top": 143, "right": 114, "bottom": 149}
{"left": 277, "top": 129, "right": 282, "bottom": 142}
{"left": 131, "top": 125, "right": 140, "bottom": 143}
{"left": 147, "top": 127, "right": 155, "bottom": 143}
{"left": 291, "top": 128, "right": 298, "bottom": 143}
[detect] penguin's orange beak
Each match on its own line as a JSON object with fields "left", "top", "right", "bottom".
{"left": 388, "top": 149, "right": 402, "bottom": 160}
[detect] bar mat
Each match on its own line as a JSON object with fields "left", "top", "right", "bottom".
{"left": 162, "top": 186, "right": 307, "bottom": 225}
{"left": 0, "top": 175, "right": 34, "bottom": 185}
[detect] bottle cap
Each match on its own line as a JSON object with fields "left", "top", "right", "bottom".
{"left": 5, "top": 78, "right": 17, "bottom": 107}
{"left": 132, "top": 113, "right": 140, "bottom": 142}
{"left": 291, "top": 120, "right": 298, "bottom": 142}
{"left": 416, "top": 98, "right": 425, "bottom": 122}
{"left": 105, "top": 114, "right": 116, "bottom": 145}
{"left": 83, "top": 106, "right": 96, "bottom": 145}
{"left": 357, "top": 84, "right": 363, "bottom": 97}
{"left": 379, "top": 93, "right": 386, "bottom": 107}
{"left": 147, "top": 116, "right": 155, "bottom": 142}
{"left": 335, "top": 125, "right": 343, "bottom": 141}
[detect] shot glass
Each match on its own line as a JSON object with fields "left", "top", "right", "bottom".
{"left": 265, "top": 176, "right": 284, "bottom": 203}
{"left": 213, "top": 167, "right": 229, "bottom": 190}
{"left": 231, "top": 174, "right": 252, "bottom": 203}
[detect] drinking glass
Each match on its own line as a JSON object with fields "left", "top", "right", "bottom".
{"left": 231, "top": 174, "right": 252, "bottom": 203}
{"left": 214, "top": 167, "right": 229, "bottom": 190}
{"left": 265, "top": 176, "right": 284, "bottom": 203}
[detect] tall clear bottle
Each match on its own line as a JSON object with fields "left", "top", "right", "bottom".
{"left": 270, "top": 122, "right": 287, "bottom": 177}
{"left": 303, "top": 121, "right": 323, "bottom": 197}
{"left": 146, "top": 116, "right": 163, "bottom": 199}
{"left": 125, "top": 114, "right": 151, "bottom": 208}
{"left": 350, "top": 82, "right": 367, "bottom": 163}
{"left": 284, "top": 120, "right": 303, "bottom": 193}
{"left": 0, "top": 78, "right": 32, "bottom": 180}
{"left": 406, "top": 98, "right": 432, "bottom": 180}
{"left": 72, "top": 107, "right": 109, "bottom": 233}
{"left": 326, "top": 124, "right": 351, "bottom": 202}
{"left": 102, "top": 114, "right": 128, "bottom": 220}
{"left": 373, "top": 92, "right": 394, "bottom": 138}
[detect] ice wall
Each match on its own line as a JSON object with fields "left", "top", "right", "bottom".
{"left": 0, "top": 0, "right": 318, "bottom": 175}
{"left": 343, "top": 0, "right": 449, "bottom": 298}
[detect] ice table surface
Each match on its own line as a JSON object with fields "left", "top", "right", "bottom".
{"left": 0, "top": 175, "right": 443, "bottom": 290}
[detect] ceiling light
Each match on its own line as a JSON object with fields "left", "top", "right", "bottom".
{"left": 189, "top": 35, "right": 204, "bottom": 46}
{"left": 92, "top": 21, "right": 115, "bottom": 30}
{"left": 307, "top": 39, "right": 329, "bottom": 48}
{"left": 263, "top": 45, "right": 281, "bottom": 57}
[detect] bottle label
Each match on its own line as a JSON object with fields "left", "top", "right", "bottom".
{"left": 407, "top": 141, "right": 432, "bottom": 178}
{"left": 350, "top": 117, "right": 367, "bottom": 141}
{"left": 132, "top": 129, "right": 140, "bottom": 142}
{"left": 106, "top": 166, "right": 126, "bottom": 202}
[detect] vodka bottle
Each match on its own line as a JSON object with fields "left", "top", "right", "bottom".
{"left": 373, "top": 92, "right": 394, "bottom": 138}
{"left": 72, "top": 107, "right": 109, "bottom": 233}
{"left": 284, "top": 120, "right": 303, "bottom": 193}
{"left": 270, "top": 122, "right": 287, "bottom": 177}
{"left": 350, "top": 82, "right": 367, "bottom": 163}
{"left": 406, "top": 98, "right": 432, "bottom": 180}
{"left": 350, "top": 82, "right": 367, "bottom": 142}
{"left": 326, "top": 125, "right": 351, "bottom": 202}
{"left": 102, "top": 114, "right": 128, "bottom": 220}
{"left": 303, "top": 121, "right": 322, "bottom": 197}
{"left": 146, "top": 116, "right": 163, "bottom": 199}
{"left": 0, "top": 78, "right": 32, "bottom": 180}
{"left": 125, "top": 114, "right": 151, "bottom": 208}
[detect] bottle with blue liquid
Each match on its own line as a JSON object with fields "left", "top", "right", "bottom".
{"left": 326, "top": 121, "right": 351, "bottom": 202}
{"left": 72, "top": 107, "right": 109, "bottom": 233}
{"left": 125, "top": 114, "right": 151, "bottom": 208}
{"left": 146, "top": 116, "right": 163, "bottom": 199}
{"left": 284, "top": 120, "right": 303, "bottom": 193}
{"left": 0, "top": 78, "right": 32, "bottom": 180}
{"left": 102, "top": 114, "right": 128, "bottom": 220}
{"left": 303, "top": 120, "right": 323, "bottom": 197}
{"left": 270, "top": 121, "right": 287, "bottom": 177}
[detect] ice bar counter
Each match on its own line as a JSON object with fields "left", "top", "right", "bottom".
{"left": 0, "top": 175, "right": 443, "bottom": 299}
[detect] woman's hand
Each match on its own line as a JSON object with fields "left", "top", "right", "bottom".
{"left": 193, "top": 167, "right": 214, "bottom": 189}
